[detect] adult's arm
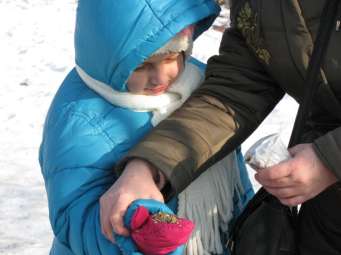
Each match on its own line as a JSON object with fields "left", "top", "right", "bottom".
{"left": 117, "top": 28, "right": 285, "bottom": 198}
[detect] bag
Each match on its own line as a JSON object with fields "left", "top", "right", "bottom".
{"left": 227, "top": 188, "right": 296, "bottom": 255}
{"left": 227, "top": 0, "right": 341, "bottom": 254}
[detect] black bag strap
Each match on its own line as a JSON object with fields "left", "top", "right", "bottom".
{"left": 289, "top": 0, "right": 341, "bottom": 146}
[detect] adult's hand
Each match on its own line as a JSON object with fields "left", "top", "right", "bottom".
{"left": 255, "top": 143, "right": 338, "bottom": 206}
{"left": 99, "top": 159, "right": 164, "bottom": 243}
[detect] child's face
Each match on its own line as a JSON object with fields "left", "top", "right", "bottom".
{"left": 127, "top": 52, "right": 184, "bottom": 95}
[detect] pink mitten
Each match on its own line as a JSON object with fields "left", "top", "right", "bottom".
{"left": 130, "top": 206, "right": 194, "bottom": 255}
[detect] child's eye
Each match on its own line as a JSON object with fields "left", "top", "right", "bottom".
{"left": 135, "top": 64, "right": 147, "bottom": 71}
{"left": 163, "top": 53, "right": 180, "bottom": 62}
{"left": 163, "top": 56, "right": 178, "bottom": 63}
{"left": 135, "top": 63, "right": 152, "bottom": 71}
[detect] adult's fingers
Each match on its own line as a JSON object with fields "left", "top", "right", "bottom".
{"left": 100, "top": 197, "right": 115, "bottom": 243}
{"left": 109, "top": 189, "right": 164, "bottom": 236}
{"left": 256, "top": 161, "right": 292, "bottom": 181}
{"left": 265, "top": 186, "right": 301, "bottom": 200}
{"left": 110, "top": 207, "right": 130, "bottom": 236}
{"left": 255, "top": 174, "right": 293, "bottom": 188}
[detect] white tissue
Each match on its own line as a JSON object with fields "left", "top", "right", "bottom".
{"left": 244, "top": 133, "right": 291, "bottom": 170}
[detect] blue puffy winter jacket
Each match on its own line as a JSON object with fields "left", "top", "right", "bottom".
{"left": 39, "top": 1, "right": 220, "bottom": 254}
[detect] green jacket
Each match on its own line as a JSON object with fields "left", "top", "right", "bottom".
{"left": 118, "top": 0, "right": 341, "bottom": 198}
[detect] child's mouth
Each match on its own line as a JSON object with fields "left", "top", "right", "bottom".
{"left": 145, "top": 85, "right": 169, "bottom": 95}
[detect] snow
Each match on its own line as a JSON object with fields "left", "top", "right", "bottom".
{"left": 0, "top": 2, "right": 298, "bottom": 254}
{"left": 0, "top": 1, "right": 75, "bottom": 254}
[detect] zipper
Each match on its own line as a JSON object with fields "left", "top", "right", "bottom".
{"left": 337, "top": 1, "right": 341, "bottom": 31}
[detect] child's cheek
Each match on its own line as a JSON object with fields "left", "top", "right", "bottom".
{"left": 127, "top": 72, "right": 148, "bottom": 93}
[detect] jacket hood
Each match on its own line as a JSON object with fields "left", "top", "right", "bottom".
{"left": 75, "top": 0, "right": 220, "bottom": 92}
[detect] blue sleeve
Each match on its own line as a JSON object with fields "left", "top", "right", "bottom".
{"left": 41, "top": 110, "right": 123, "bottom": 255}
{"left": 232, "top": 147, "right": 254, "bottom": 217}
{"left": 236, "top": 147, "right": 254, "bottom": 202}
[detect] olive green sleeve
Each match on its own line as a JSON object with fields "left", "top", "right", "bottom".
{"left": 313, "top": 127, "right": 341, "bottom": 181}
{"left": 117, "top": 28, "right": 284, "bottom": 199}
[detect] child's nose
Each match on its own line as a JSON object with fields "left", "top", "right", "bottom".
{"left": 149, "top": 65, "right": 168, "bottom": 86}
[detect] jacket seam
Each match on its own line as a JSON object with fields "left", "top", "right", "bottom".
{"left": 66, "top": 109, "right": 116, "bottom": 148}
{"left": 144, "top": 0, "right": 166, "bottom": 28}
{"left": 49, "top": 166, "right": 112, "bottom": 179}
{"left": 45, "top": 107, "right": 117, "bottom": 179}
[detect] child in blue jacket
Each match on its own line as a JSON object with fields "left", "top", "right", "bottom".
{"left": 39, "top": 1, "right": 253, "bottom": 254}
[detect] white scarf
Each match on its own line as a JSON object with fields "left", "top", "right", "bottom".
{"left": 75, "top": 62, "right": 203, "bottom": 126}
{"left": 76, "top": 63, "right": 243, "bottom": 255}
{"left": 178, "top": 153, "right": 244, "bottom": 255}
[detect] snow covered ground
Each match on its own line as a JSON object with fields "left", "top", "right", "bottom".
{"left": 0, "top": 1, "right": 76, "bottom": 254}
{"left": 0, "top": 1, "right": 298, "bottom": 254}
